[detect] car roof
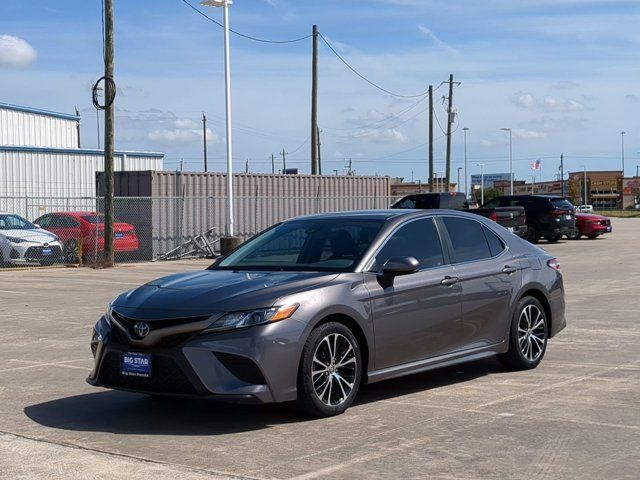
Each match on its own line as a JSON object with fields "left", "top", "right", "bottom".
{"left": 47, "top": 211, "right": 97, "bottom": 217}
{"left": 288, "top": 209, "right": 480, "bottom": 223}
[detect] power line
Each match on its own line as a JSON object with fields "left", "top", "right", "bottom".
{"left": 318, "top": 32, "right": 429, "bottom": 99}
{"left": 180, "top": 0, "right": 312, "bottom": 44}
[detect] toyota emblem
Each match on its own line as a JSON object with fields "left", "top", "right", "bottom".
{"left": 133, "top": 322, "right": 150, "bottom": 338}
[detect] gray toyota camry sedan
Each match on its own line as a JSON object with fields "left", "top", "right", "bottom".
{"left": 88, "top": 210, "right": 565, "bottom": 417}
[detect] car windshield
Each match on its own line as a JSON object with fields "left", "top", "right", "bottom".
{"left": 0, "top": 214, "right": 37, "bottom": 230}
{"left": 211, "top": 218, "right": 385, "bottom": 272}
{"left": 550, "top": 198, "right": 575, "bottom": 210}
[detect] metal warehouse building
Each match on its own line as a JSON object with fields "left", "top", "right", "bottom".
{"left": 0, "top": 102, "right": 164, "bottom": 212}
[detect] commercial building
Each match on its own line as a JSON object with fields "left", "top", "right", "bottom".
{"left": 567, "top": 170, "right": 623, "bottom": 209}
{"left": 0, "top": 102, "right": 164, "bottom": 216}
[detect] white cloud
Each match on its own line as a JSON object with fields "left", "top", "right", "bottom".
{"left": 510, "top": 92, "right": 586, "bottom": 112}
{"left": 0, "top": 35, "right": 37, "bottom": 68}
{"left": 148, "top": 127, "right": 217, "bottom": 146}
{"left": 513, "top": 129, "right": 546, "bottom": 140}
{"left": 417, "top": 24, "right": 459, "bottom": 55}
{"left": 624, "top": 94, "right": 640, "bottom": 103}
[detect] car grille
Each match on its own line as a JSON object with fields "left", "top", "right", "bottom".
{"left": 110, "top": 310, "right": 208, "bottom": 347}
{"left": 24, "top": 246, "right": 62, "bottom": 260}
{"left": 98, "top": 351, "right": 199, "bottom": 394}
{"left": 214, "top": 352, "right": 267, "bottom": 385}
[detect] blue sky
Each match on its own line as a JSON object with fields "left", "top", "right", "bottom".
{"left": 1, "top": 0, "right": 639, "bottom": 182}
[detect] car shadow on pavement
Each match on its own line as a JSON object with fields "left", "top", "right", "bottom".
{"left": 24, "top": 357, "right": 505, "bottom": 435}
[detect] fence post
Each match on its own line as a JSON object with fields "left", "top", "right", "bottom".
{"left": 254, "top": 185, "right": 259, "bottom": 236}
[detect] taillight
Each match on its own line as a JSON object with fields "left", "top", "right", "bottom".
{"left": 547, "top": 258, "right": 561, "bottom": 271}
{"left": 489, "top": 212, "right": 498, "bottom": 222}
{"left": 550, "top": 209, "right": 566, "bottom": 216}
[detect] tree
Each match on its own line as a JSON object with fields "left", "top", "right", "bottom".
{"left": 473, "top": 187, "right": 502, "bottom": 206}
{"left": 567, "top": 179, "right": 581, "bottom": 205}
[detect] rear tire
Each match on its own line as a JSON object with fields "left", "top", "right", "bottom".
{"left": 498, "top": 297, "right": 548, "bottom": 370}
{"left": 546, "top": 235, "right": 561, "bottom": 243}
{"left": 566, "top": 228, "right": 581, "bottom": 240}
{"left": 525, "top": 225, "right": 540, "bottom": 244}
{"left": 297, "top": 322, "right": 362, "bottom": 418}
{"left": 587, "top": 234, "right": 599, "bottom": 240}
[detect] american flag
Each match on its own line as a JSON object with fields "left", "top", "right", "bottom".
{"left": 531, "top": 159, "right": 541, "bottom": 170}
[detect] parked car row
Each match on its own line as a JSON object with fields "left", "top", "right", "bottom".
{"left": 391, "top": 193, "right": 612, "bottom": 244}
{"left": 0, "top": 211, "right": 139, "bottom": 267}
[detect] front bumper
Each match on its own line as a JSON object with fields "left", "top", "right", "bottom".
{"left": 87, "top": 315, "right": 307, "bottom": 404}
{"left": 3, "top": 241, "right": 63, "bottom": 263}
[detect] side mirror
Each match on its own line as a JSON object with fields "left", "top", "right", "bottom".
{"left": 379, "top": 256, "right": 419, "bottom": 287}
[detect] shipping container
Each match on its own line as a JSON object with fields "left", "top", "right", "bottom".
{"left": 95, "top": 171, "right": 392, "bottom": 259}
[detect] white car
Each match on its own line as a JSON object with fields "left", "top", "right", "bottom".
{"left": 575, "top": 204, "right": 594, "bottom": 213}
{"left": 0, "top": 212, "right": 63, "bottom": 266}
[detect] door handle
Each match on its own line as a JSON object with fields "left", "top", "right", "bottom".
{"left": 441, "top": 276, "right": 459, "bottom": 287}
{"left": 502, "top": 266, "right": 517, "bottom": 275}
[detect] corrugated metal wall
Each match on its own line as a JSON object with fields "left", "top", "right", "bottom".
{"left": 0, "top": 106, "right": 79, "bottom": 148}
{"left": 0, "top": 149, "right": 164, "bottom": 198}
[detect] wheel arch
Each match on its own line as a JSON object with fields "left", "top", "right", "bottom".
{"left": 304, "top": 313, "right": 371, "bottom": 385}
{"left": 518, "top": 288, "right": 553, "bottom": 336}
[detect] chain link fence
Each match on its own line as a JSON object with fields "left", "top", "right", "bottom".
{"left": 0, "top": 195, "right": 398, "bottom": 269}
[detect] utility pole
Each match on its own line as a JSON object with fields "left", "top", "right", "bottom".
{"left": 444, "top": 74, "right": 455, "bottom": 188}
{"left": 621, "top": 131, "right": 626, "bottom": 175}
{"left": 103, "top": 0, "right": 115, "bottom": 267}
{"left": 245, "top": 159, "right": 249, "bottom": 173}
{"left": 317, "top": 126, "right": 322, "bottom": 175}
{"left": 463, "top": 127, "right": 469, "bottom": 199}
{"left": 281, "top": 148, "right": 287, "bottom": 173}
{"left": 202, "top": 112, "right": 208, "bottom": 172}
{"left": 75, "top": 107, "right": 81, "bottom": 148}
{"left": 311, "top": 25, "right": 319, "bottom": 175}
{"left": 560, "top": 154, "right": 565, "bottom": 197}
{"left": 428, "top": 85, "right": 434, "bottom": 191}
{"left": 457, "top": 167, "right": 462, "bottom": 193}
{"left": 271, "top": 153, "right": 275, "bottom": 174}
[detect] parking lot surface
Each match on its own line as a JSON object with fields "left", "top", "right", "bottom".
{"left": 1, "top": 220, "right": 639, "bottom": 480}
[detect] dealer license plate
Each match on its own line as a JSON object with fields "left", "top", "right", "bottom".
{"left": 115, "top": 232, "right": 124, "bottom": 239}
{"left": 121, "top": 352, "right": 152, "bottom": 378}
{"left": 42, "top": 248, "right": 52, "bottom": 255}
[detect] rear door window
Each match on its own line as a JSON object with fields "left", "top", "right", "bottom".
{"left": 550, "top": 198, "right": 574, "bottom": 210}
{"left": 416, "top": 195, "right": 439, "bottom": 209}
{"left": 442, "top": 217, "right": 492, "bottom": 263}
{"left": 394, "top": 196, "right": 418, "bottom": 209}
{"left": 483, "top": 227, "right": 506, "bottom": 257}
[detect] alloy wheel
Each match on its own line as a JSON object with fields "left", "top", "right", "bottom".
{"left": 311, "top": 333, "right": 357, "bottom": 407}
{"left": 518, "top": 304, "right": 546, "bottom": 361}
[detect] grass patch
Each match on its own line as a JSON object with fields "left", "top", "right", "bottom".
{"left": 595, "top": 210, "right": 640, "bottom": 218}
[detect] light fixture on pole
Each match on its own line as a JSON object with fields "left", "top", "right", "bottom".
{"left": 500, "top": 128, "right": 513, "bottom": 195}
{"left": 202, "top": 0, "right": 238, "bottom": 252}
{"left": 480, "top": 164, "right": 485, "bottom": 205}
{"left": 463, "top": 127, "right": 469, "bottom": 199}
{"left": 620, "top": 131, "right": 626, "bottom": 176}
{"left": 580, "top": 164, "right": 587, "bottom": 205}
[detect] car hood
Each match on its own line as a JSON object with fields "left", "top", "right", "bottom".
{"left": 0, "top": 228, "right": 59, "bottom": 243}
{"left": 112, "top": 269, "right": 340, "bottom": 318}
{"left": 576, "top": 213, "right": 608, "bottom": 220}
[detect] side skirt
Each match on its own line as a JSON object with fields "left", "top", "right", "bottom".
{"left": 366, "top": 342, "right": 506, "bottom": 384}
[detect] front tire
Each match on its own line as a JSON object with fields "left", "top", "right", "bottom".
{"left": 498, "top": 297, "right": 548, "bottom": 370}
{"left": 297, "top": 322, "right": 362, "bottom": 417}
{"left": 566, "top": 227, "right": 581, "bottom": 240}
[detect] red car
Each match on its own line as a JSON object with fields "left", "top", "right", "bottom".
{"left": 566, "top": 213, "right": 612, "bottom": 240}
{"left": 34, "top": 212, "right": 139, "bottom": 262}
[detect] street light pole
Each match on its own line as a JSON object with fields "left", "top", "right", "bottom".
{"left": 501, "top": 128, "right": 513, "bottom": 194}
{"left": 620, "top": 131, "right": 626, "bottom": 176}
{"left": 580, "top": 165, "right": 587, "bottom": 205}
{"left": 463, "top": 127, "right": 469, "bottom": 199}
{"left": 202, "top": 0, "right": 239, "bottom": 253}
{"left": 457, "top": 167, "right": 462, "bottom": 193}
{"left": 478, "top": 163, "right": 485, "bottom": 205}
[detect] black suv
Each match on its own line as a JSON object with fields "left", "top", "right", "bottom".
{"left": 483, "top": 195, "right": 576, "bottom": 243}
{"left": 391, "top": 192, "right": 469, "bottom": 210}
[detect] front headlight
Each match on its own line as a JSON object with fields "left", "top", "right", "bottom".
{"left": 204, "top": 304, "right": 299, "bottom": 333}
{"left": 6, "top": 236, "right": 27, "bottom": 244}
